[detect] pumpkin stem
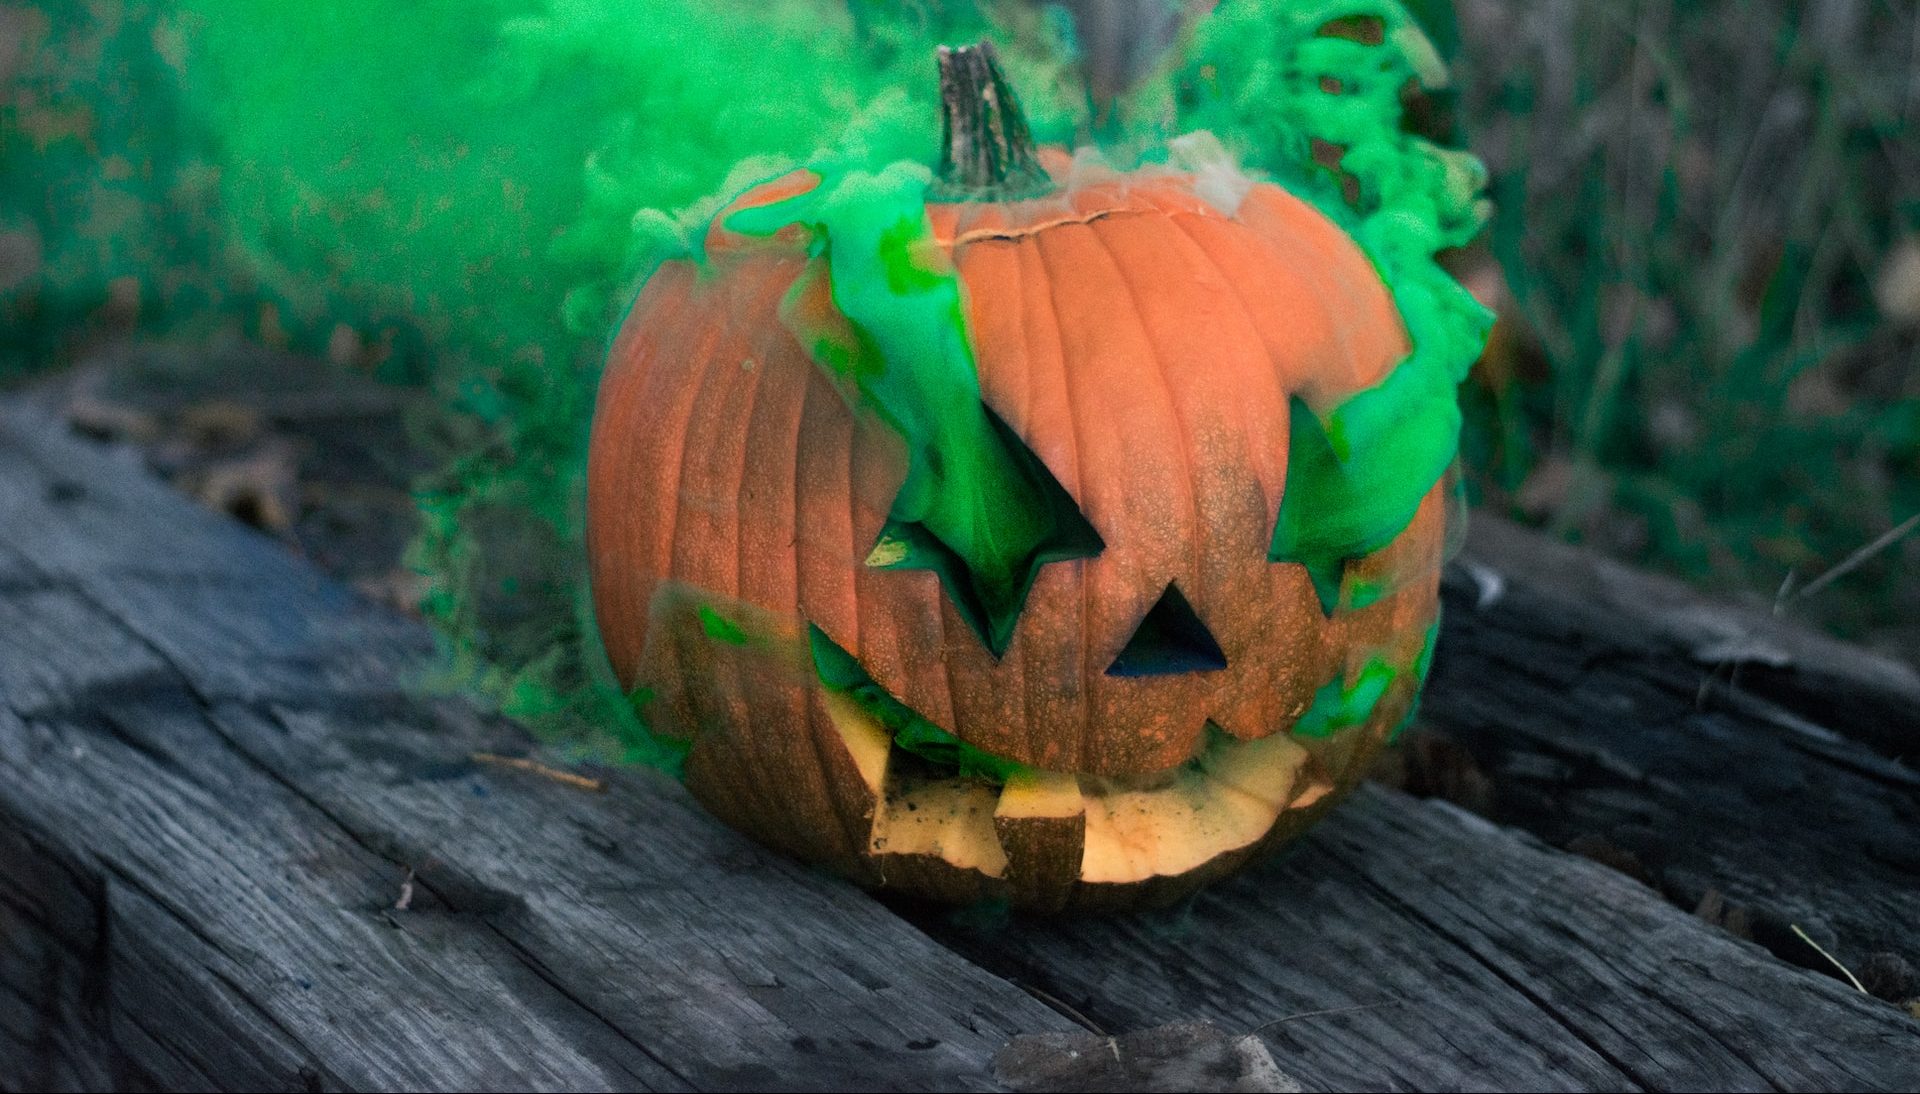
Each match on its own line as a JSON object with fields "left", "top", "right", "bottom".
{"left": 933, "top": 42, "right": 1051, "bottom": 200}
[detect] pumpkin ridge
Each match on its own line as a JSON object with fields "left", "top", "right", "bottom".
{"left": 1236, "top": 190, "right": 1405, "bottom": 391}
{"left": 725, "top": 287, "right": 822, "bottom": 846}
{"left": 1144, "top": 211, "right": 1344, "bottom": 725}
{"left": 928, "top": 529, "right": 966, "bottom": 770}
{"left": 1009, "top": 238, "right": 1082, "bottom": 770}
{"left": 1114, "top": 209, "right": 1305, "bottom": 740}
{"left": 658, "top": 278, "right": 739, "bottom": 622}
{"left": 674, "top": 288, "right": 762, "bottom": 604}
{"left": 783, "top": 381, "right": 870, "bottom": 870}
{"left": 1156, "top": 209, "right": 1294, "bottom": 515}
{"left": 780, "top": 339, "right": 813, "bottom": 621}
{"left": 1084, "top": 216, "right": 1209, "bottom": 658}
{"left": 946, "top": 244, "right": 1026, "bottom": 766}
{"left": 619, "top": 266, "right": 717, "bottom": 676}
{"left": 803, "top": 693, "right": 865, "bottom": 869}
{"left": 1035, "top": 219, "right": 1207, "bottom": 774}
{"left": 849, "top": 417, "right": 908, "bottom": 728}
{"left": 834, "top": 379, "right": 865, "bottom": 664}
{"left": 790, "top": 364, "right": 847, "bottom": 667}
{"left": 1024, "top": 227, "right": 1096, "bottom": 773}
{"left": 727, "top": 297, "right": 774, "bottom": 616}
{"left": 1002, "top": 233, "right": 1047, "bottom": 769}
{"left": 773, "top": 337, "right": 851, "bottom": 847}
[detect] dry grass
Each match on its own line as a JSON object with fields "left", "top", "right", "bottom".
{"left": 1450, "top": 0, "right": 1920, "bottom": 659}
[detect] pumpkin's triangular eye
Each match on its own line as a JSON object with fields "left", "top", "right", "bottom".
{"left": 1271, "top": 398, "right": 1359, "bottom": 616}
{"left": 867, "top": 404, "right": 1103, "bottom": 657}
{"left": 1105, "top": 583, "right": 1228, "bottom": 678}
{"left": 1272, "top": 379, "right": 1463, "bottom": 616}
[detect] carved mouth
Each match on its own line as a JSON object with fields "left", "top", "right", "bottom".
{"left": 808, "top": 623, "right": 1364, "bottom": 906}
{"left": 646, "top": 588, "right": 1429, "bottom": 911}
{"left": 828, "top": 690, "right": 1337, "bottom": 890}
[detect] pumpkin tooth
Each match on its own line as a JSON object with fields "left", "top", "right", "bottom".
{"left": 1075, "top": 726, "right": 1309, "bottom": 886}
{"left": 823, "top": 681, "right": 1012, "bottom": 898}
{"left": 819, "top": 689, "right": 891, "bottom": 797}
{"left": 870, "top": 776, "right": 1009, "bottom": 880}
{"left": 993, "top": 770, "right": 1087, "bottom": 913}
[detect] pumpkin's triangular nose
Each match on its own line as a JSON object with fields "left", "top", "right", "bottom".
{"left": 1105, "top": 583, "right": 1228, "bottom": 677}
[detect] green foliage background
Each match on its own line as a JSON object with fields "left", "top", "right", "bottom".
{"left": 1448, "top": 0, "right": 1920, "bottom": 653}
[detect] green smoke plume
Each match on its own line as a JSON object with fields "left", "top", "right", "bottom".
{"left": 5, "top": 0, "right": 1484, "bottom": 760}
{"left": 149, "top": 0, "right": 1083, "bottom": 755}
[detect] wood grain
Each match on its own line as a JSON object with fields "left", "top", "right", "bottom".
{"left": 0, "top": 400, "right": 1071, "bottom": 1092}
{"left": 912, "top": 777, "right": 1920, "bottom": 1093}
{"left": 2, "top": 393, "right": 1916, "bottom": 1093}
{"left": 1415, "top": 516, "right": 1920, "bottom": 999}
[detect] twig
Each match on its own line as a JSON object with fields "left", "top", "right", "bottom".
{"left": 1250, "top": 998, "right": 1407, "bottom": 1033}
{"left": 1781, "top": 511, "right": 1920, "bottom": 608}
{"left": 1701, "top": 514, "right": 1919, "bottom": 711}
{"left": 470, "top": 752, "right": 606, "bottom": 793}
{"left": 1790, "top": 924, "right": 1867, "bottom": 993}
{"left": 1018, "top": 982, "right": 1107, "bottom": 1035}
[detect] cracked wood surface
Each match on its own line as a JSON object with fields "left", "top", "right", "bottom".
{"left": 1422, "top": 522, "right": 1920, "bottom": 996}
{"left": 918, "top": 528, "right": 1920, "bottom": 1091}
{"left": 0, "top": 402, "right": 1071, "bottom": 1092}
{"left": 1, "top": 397, "right": 1917, "bottom": 1092}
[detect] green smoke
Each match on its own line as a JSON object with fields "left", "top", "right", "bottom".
{"left": 143, "top": 0, "right": 1084, "bottom": 753}
{"left": 4, "top": 0, "right": 1484, "bottom": 759}
{"left": 1177, "top": 0, "right": 1492, "bottom": 613}
{"left": 716, "top": 158, "right": 1102, "bottom": 657}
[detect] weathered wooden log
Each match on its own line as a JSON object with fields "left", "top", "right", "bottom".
{"left": 0, "top": 395, "right": 1915, "bottom": 1092}
{"left": 1423, "top": 519, "right": 1920, "bottom": 992}
{"left": 0, "top": 399, "right": 1071, "bottom": 1091}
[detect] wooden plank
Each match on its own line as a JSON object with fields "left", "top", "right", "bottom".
{"left": 1418, "top": 519, "right": 1920, "bottom": 988}
{"left": 914, "top": 783, "right": 1920, "bottom": 1092}
{"left": 909, "top": 520, "right": 1920, "bottom": 1091}
{"left": 0, "top": 402, "right": 1072, "bottom": 1092}
{"left": 1455, "top": 516, "right": 1920, "bottom": 755}
{"left": 5, "top": 389, "right": 1919, "bottom": 1093}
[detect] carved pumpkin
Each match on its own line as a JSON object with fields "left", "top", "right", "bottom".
{"left": 588, "top": 39, "right": 1473, "bottom": 912}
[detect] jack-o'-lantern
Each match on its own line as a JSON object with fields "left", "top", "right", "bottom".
{"left": 588, "top": 27, "right": 1485, "bottom": 912}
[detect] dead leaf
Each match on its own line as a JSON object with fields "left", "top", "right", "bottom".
{"left": 181, "top": 437, "right": 300, "bottom": 533}
{"left": 1692, "top": 888, "right": 1753, "bottom": 939}
{"left": 1874, "top": 238, "right": 1920, "bottom": 326}
{"left": 66, "top": 390, "right": 162, "bottom": 444}
{"left": 327, "top": 322, "right": 367, "bottom": 369}
{"left": 1515, "top": 455, "right": 1575, "bottom": 519}
{"left": 177, "top": 400, "right": 266, "bottom": 450}
{"left": 1566, "top": 833, "right": 1653, "bottom": 887}
{"left": 1857, "top": 952, "right": 1916, "bottom": 1005}
{"left": 354, "top": 568, "right": 431, "bottom": 615}
{"left": 1380, "top": 732, "right": 1496, "bottom": 816}
{"left": 0, "top": 226, "right": 41, "bottom": 294}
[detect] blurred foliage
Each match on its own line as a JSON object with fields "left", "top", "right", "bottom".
{"left": 1449, "top": 0, "right": 1920, "bottom": 654}
{"left": 0, "top": 1, "right": 229, "bottom": 372}
{"left": 2, "top": 0, "right": 1917, "bottom": 746}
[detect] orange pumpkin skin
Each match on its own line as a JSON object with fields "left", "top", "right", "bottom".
{"left": 587, "top": 161, "right": 1445, "bottom": 912}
